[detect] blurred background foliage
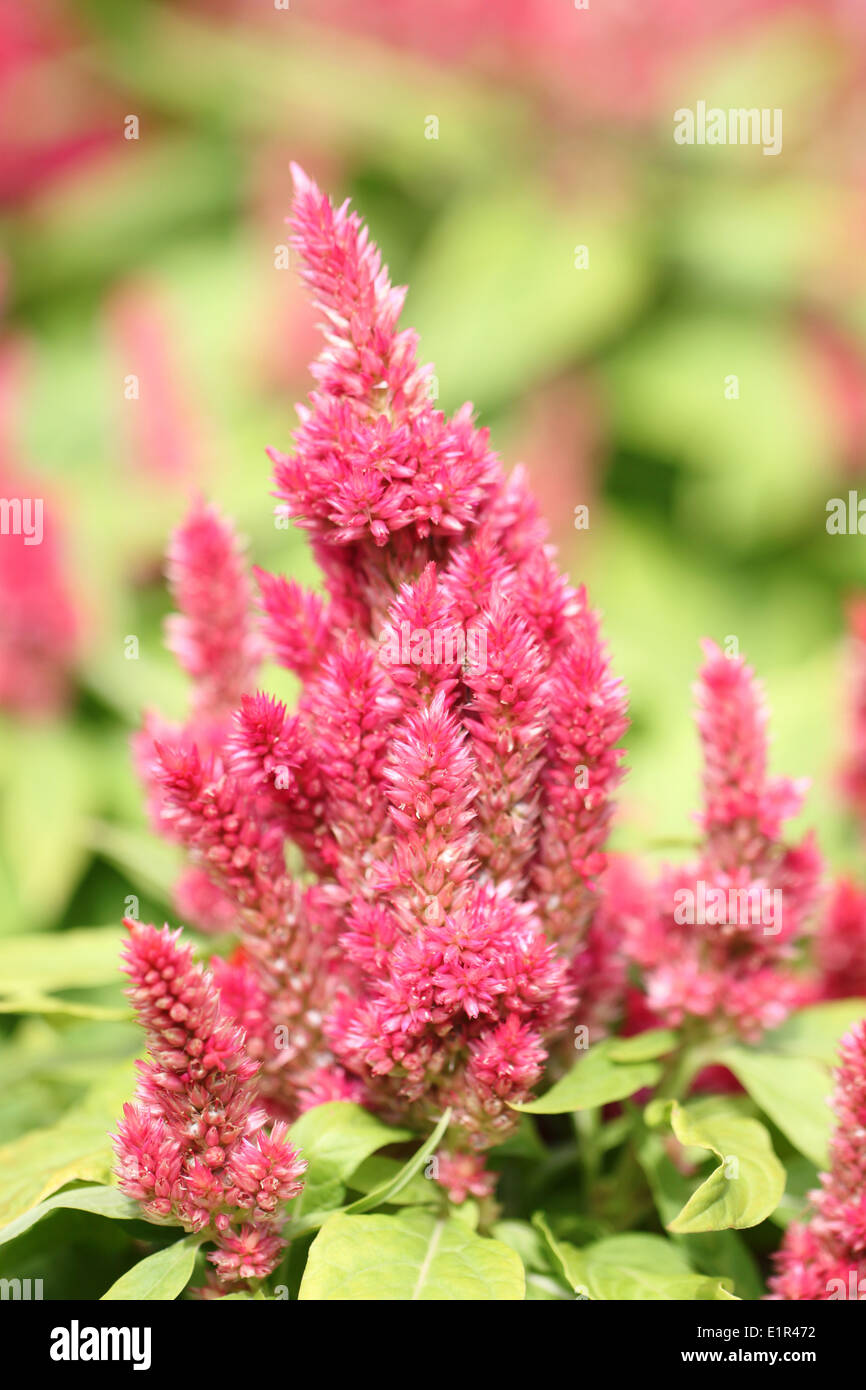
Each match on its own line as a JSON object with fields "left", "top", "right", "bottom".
{"left": 1, "top": 0, "right": 866, "bottom": 1192}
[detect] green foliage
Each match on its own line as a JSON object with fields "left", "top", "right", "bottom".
{"left": 1, "top": 0, "right": 862, "bottom": 1305}
{"left": 101, "top": 1235, "right": 201, "bottom": 1301}
{"left": 512, "top": 1035, "right": 668, "bottom": 1114}
{"left": 298, "top": 1209, "right": 525, "bottom": 1301}
{"left": 653, "top": 1099, "right": 786, "bottom": 1234}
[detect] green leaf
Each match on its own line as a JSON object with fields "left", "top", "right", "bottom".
{"left": 345, "top": 1156, "right": 435, "bottom": 1209}
{"left": 0, "top": 926, "right": 124, "bottom": 995}
{"left": 343, "top": 1109, "right": 450, "bottom": 1215}
{"left": 512, "top": 1040, "right": 662, "bottom": 1114}
{"left": 636, "top": 1130, "right": 765, "bottom": 1299}
{"left": 0, "top": 1059, "right": 136, "bottom": 1226}
{"left": 298, "top": 1208, "right": 524, "bottom": 1300}
{"left": 0, "top": 994, "right": 129, "bottom": 1022}
{"left": 101, "top": 1235, "right": 201, "bottom": 1301}
{"left": 491, "top": 1219, "right": 554, "bottom": 1275}
{"left": 0, "top": 726, "right": 96, "bottom": 932}
{"left": 0, "top": 1184, "right": 144, "bottom": 1248}
{"left": 288, "top": 1102, "right": 412, "bottom": 1220}
{"left": 664, "top": 1099, "right": 785, "bottom": 1233}
{"left": 606, "top": 1029, "right": 679, "bottom": 1063}
{"left": 718, "top": 1046, "right": 833, "bottom": 1167}
{"left": 531, "top": 1212, "right": 589, "bottom": 1296}
{"left": 555, "top": 1233, "right": 736, "bottom": 1301}
{"left": 758, "top": 1000, "right": 866, "bottom": 1066}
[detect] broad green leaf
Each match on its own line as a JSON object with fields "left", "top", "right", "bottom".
{"left": 0, "top": 1184, "right": 144, "bottom": 1247}
{"left": 101, "top": 1235, "right": 200, "bottom": 1301}
{"left": 758, "top": 1000, "right": 866, "bottom": 1066}
{"left": 346, "top": 1157, "right": 435, "bottom": 1209}
{"left": 531, "top": 1212, "right": 589, "bottom": 1296}
{"left": 343, "top": 1109, "right": 450, "bottom": 1215}
{"left": 512, "top": 1041, "right": 661, "bottom": 1114}
{"left": 0, "top": 726, "right": 96, "bottom": 932}
{"left": 606, "top": 1029, "right": 678, "bottom": 1063}
{"left": 0, "top": 994, "right": 129, "bottom": 1022}
{"left": 637, "top": 1130, "right": 764, "bottom": 1299}
{"left": 0, "top": 1059, "right": 136, "bottom": 1226}
{"left": 718, "top": 1046, "right": 833, "bottom": 1167}
{"left": 491, "top": 1220, "right": 554, "bottom": 1276}
{"left": 288, "top": 1102, "right": 412, "bottom": 1219}
{"left": 664, "top": 1099, "right": 785, "bottom": 1233}
{"left": 0, "top": 926, "right": 124, "bottom": 995}
{"left": 298, "top": 1208, "right": 524, "bottom": 1301}
{"left": 558, "top": 1233, "right": 736, "bottom": 1301}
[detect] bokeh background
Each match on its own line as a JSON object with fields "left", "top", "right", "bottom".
{"left": 2, "top": 0, "right": 866, "bottom": 1173}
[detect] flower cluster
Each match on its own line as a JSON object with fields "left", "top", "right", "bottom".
{"left": 0, "top": 346, "right": 78, "bottom": 717}
{"left": 814, "top": 878, "right": 866, "bottom": 1002}
{"left": 623, "top": 641, "right": 821, "bottom": 1041}
{"left": 839, "top": 596, "right": 866, "bottom": 831}
{"left": 132, "top": 166, "right": 629, "bottom": 1181}
{"left": 113, "top": 921, "right": 305, "bottom": 1290}
{"left": 769, "top": 1020, "right": 866, "bottom": 1300}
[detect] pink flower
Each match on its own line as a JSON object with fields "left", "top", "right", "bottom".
{"left": 624, "top": 643, "right": 821, "bottom": 1041}
{"left": 840, "top": 597, "right": 866, "bottom": 832}
{"left": 815, "top": 878, "right": 866, "bottom": 1001}
{"left": 769, "top": 1020, "right": 866, "bottom": 1299}
{"left": 164, "top": 499, "right": 260, "bottom": 723}
{"left": 0, "top": 345, "right": 79, "bottom": 717}
{"left": 113, "top": 921, "right": 305, "bottom": 1289}
{"left": 130, "top": 168, "right": 629, "bottom": 1184}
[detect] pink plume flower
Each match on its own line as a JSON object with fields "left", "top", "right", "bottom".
{"left": 164, "top": 499, "right": 260, "bottom": 723}
{"left": 532, "top": 592, "right": 629, "bottom": 953}
{"left": 625, "top": 642, "right": 821, "bottom": 1042}
{"left": 815, "top": 878, "right": 866, "bottom": 1001}
{"left": 769, "top": 1020, "right": 866, "bottom": 1300}
{"left": 129, "top": 168, "right": 629, "bottom": 1191}
{"left": 840, "top": 597, "right": 866, "bottom": 832}
{"left": 112, "top": 921, "right": 305, "bottom": 1289}
{"left": 0, "top": 346, "right": 79, "bottom": 717}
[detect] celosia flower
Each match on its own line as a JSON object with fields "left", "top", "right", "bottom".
{"left": 113, "top": 921, "right": 305, "bottom": 1290}
{"left": 624, "top": 641, "right": 821, "bottom": 1041}
{"left": 0, "top": 345, "right": 79, "bottom": 717}
{"left": 769, "top": 1020, "right": 866, "bottom": 1300}
{"left": 839, "top": 596, "right": 866, "bottom": 831}
{"left": 129, "top": 167, "right": 629, "bottom": 1192}
{"left": 814, "top": 878, "right": 866, "bottom": 1001}
{"left": 164, "top": 498, "right": 261, "bottom": 724}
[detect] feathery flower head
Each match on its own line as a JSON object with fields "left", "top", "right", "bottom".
{"left": 113, "top": 921, "right": 305, "bottom": 1289}
{"left": 625, "top": 642, "right": 821, "bottom": 1041}
{"left": 840, "top": 596, "right": 866, "bottom": 832}
{"left": 164, "top": 498, "right": 260, "bottom": 723}
{"left": 126, "top": 167, "right": 630, "bottom": 1193}
{"left": 769, "top": 1020, "right": 866, "bottom": 1299}
{"left": 815, "top": 878, "right": 866, "bottom": 1001}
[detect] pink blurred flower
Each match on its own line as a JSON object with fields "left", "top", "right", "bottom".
{"left": 769, "top": 1020, "right": 866, "bottom": 1300}
{"left": 113, "top": 921, "right": 305, "bottom": 1290}
{"left": 130, "top": 168, "right": 629, "bottom": 1192}
{"left": 0, "top": 342, "right": 78, "bottom": 716}
{"left": 625, "top": 642, "right": 821, "bottom": 1041}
